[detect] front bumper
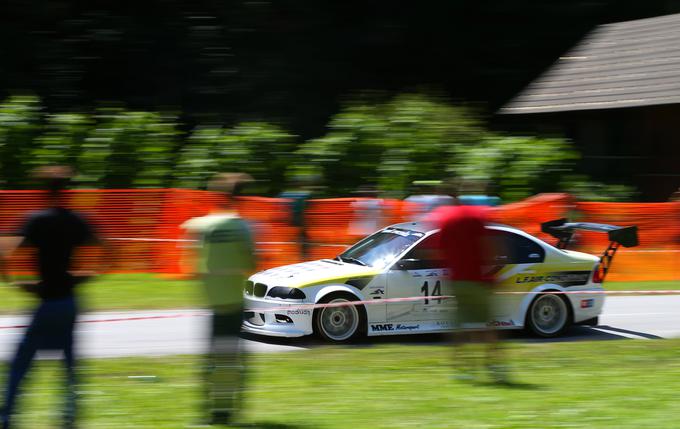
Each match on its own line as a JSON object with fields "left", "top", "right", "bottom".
{"left": 241, "top": 295, "right": 314, "bottom": 338}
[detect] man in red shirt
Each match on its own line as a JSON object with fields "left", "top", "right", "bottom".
{"left": 431, "top": 203, "right": 507, "bottom": 383}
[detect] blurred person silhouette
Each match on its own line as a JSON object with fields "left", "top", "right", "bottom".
{"left": 0, "top": 166, "right": 99, "bottom": 429}
{"left": 405, "top": 180, "right": 456, "bottom": 220}
{"left": 348, "top": 184, "right": 386, "bottom": 238}
{"left": 181, "top": 173, "right": 257, "bottom": 426}
{"left": 430, "top": 195, "right": 507, "bottom": 384}
{"left": 456, "top": 178, "right": 502, "bottom": 207}
{"left": 279, "top": 175, "right": 314, "bottom": 261}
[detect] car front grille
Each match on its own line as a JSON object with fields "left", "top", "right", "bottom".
{"left": 254, "top": 283, "right": 268, "bottom": 297}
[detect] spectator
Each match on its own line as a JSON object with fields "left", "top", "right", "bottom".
{"left": 181, "top": 173, "right": 257, "bottom": 426}
{"left": 348, "top": 184, "right": 386, "bottom": 238}
{"left": 430, "top": 199, "right": 508, "bottom": 383}
{"left": 405, "top": 180, "right": 455, "bottom": 220}
{"left": 457, "top": 178, "right": 501, "bottom": 207}
{"left": 279, "top": 176, "right": 314, "bottom": 261}
{"left": 1, "top": 166, "right": 99, "bottom": 429}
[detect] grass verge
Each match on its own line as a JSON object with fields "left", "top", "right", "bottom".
{"left": 0, "top": 275, "right": 677, "bottom": 314}
{"left": 602, "top": 280, "right": 680, "bottom": 292}
{"left": 2, "top": 340, "right": 680, "bottom": 428}
{"left": 0, "top": 274, "right": 205, "bottom": 314}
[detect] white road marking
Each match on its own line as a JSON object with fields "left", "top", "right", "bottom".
{"left": 590, "top": 327, "right": 648, "bottom": 340}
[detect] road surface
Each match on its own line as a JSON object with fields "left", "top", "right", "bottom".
{"left": 1, "top": 296, "right": 679, "bottom": 360}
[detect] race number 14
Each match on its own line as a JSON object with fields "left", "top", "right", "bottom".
{"left": 420, "top": 280, "right": 442, "bottom": 305}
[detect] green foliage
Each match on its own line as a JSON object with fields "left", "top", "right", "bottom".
{"left": 296, "top": 94, "right": 483, "bottom": 196}
{"left": 560, "top": 174, "right": 637, "bottom": 202}
{"left": 454, "top": 135, "right": 580, "bottom": 201}
{"left": 175, "top": 122, "right": 296, "bottom": 194}
{"left": 79, "top": 109, "right": 179, "bottom": 188}
{"left": 0, "top": 95, "right": 42, "bottom": 188}
{"left": 0, "top": 94, "right": 637, "bottom": 201}
{"left": 294, "top": 94, "right": 588, "bottom": 201}
{"left": 31, "top": 113, "right": 92, "bottom": 172}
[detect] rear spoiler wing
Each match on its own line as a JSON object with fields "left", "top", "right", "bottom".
{"left": 541, "top": 218, "right": 639, "bottom": 282}
{"left": 541, "top": 218, "right": 639, "bottom": 250}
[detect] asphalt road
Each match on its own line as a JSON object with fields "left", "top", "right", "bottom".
{"left": 1, "top": 296, "right": 679, "bottom": 360}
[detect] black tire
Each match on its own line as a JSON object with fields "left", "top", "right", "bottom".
{"left": 577, "top": 316, "right": 599, "bottom": 326}
{"left": 313, "top": 292, "right": 367, "bottom": 343}
{"left": 526, "top": 292, "right": 572, "bottom": 337}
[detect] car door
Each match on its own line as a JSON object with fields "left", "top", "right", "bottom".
{"left": 487, "top": 229, "right": 546, "bottom": 323}
{"left": 386, "top": 233, "right": 454, "bottom": 324}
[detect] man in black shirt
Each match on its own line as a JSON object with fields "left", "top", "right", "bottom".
{"left": 1, "top": 166, "right": 97, "bottom": 429}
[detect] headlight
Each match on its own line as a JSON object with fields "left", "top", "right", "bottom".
{"left": 267, "top": 286, "right": 306, "bottom": 300}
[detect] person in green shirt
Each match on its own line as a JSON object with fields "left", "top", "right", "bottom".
{"left": 181, "top": 172, "right": 257, "bottom": 426}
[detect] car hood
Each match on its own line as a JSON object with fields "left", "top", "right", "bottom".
{"left": 249, "top": 259, "right": 381, "bottom": 289}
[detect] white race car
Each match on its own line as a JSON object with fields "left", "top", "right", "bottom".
{"left": 242, "top": 219, "right": 637, "bottom": 342}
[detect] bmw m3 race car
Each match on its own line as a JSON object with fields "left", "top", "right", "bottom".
{"left": 242, "top": 219, "right": 638, "bottom": 342}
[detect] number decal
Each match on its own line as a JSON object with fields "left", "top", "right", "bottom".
{"left": 421, "top": 280, "right": 442, "bottom": 305}
{"left": 432, "top": 281, "right": 442, "bottom": 303}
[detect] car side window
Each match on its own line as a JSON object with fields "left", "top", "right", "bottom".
{"left": 489, "top": 230, "right": 545, "bottom": 264}
{"left": 400, "top": 233, "right": 444, "bottom": 270}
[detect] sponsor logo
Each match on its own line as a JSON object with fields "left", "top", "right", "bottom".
{"left": 286, "top": 309, "right": 311, "bottom": 316}
{"left": 371, "top": 323, "right": 395, "bottom": 332}
{"left": 371, "top": 323, "right": 421, "bottom": 332}
{"left": 488, "top": 320, "right": 516, "bottom": 327}
{"left": 395, "top": 324, "right": 420, "bottom": 331}
{"left": 370, "top": 288, "right": 385, "bottom": 295}
{"left": 580, "top": 298, "right": 595, "bottom": 309}
{"left": 515, "top": 271, "right": 590, "bottom": 286}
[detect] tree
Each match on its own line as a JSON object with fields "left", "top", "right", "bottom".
{"left": 0, "top": 95, "right": 42, "bottom": 188}
{"left": 292, "top": 93, "right": 622, "bottom": 202}
{"left": 78, "top": 109, "right": 179, "bottom": 188}
{"left": 294, "top": 94, "right": 484, "bottom": 196}
{"left": 31, "top": 113, "right": 91, "bottom": 174}
{"left": 174, "top": 122, "right": 296, "bottom": 194}
{"left": 453, "top": 135, "right": 579, "bottom": 201}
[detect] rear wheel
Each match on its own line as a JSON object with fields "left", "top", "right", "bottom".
{"left": 526, "top": 293, "right": 571, "bottom": 337}
{"left": 313, "top": 293, "right": 366, "bottom": 343}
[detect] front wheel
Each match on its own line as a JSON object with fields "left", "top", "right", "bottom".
{"left": 313, "top": 293, "right": 366, "bottom": 343}
{"left": 526, "top": 293, "right": 571, "bottom": 337}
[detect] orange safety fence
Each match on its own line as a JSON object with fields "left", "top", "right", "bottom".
{"left": 304, "top": 198, "right": 418, "bottom": 260}
{"left": 489, "top": 194, "right": 680, "bottom": 282}
{"left": 573, "top": 201, "right": 680, "bottom": 282}
{"left": 0, "top": 190, "right": 678, "bottom": 281}
{"left": 490, "top": 193, "right": 576, "bottom": 242}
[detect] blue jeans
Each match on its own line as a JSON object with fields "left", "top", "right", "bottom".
{"left": 2, "top": 297, "right": 77, "bottom": 428}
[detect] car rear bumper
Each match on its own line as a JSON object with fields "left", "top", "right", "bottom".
{"left": 566, "top": 285, "right": 605, "bottom": 323}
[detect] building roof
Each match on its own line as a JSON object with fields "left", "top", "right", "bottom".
{"left": 500, "top": 13, "right": 680, "bottom": 114}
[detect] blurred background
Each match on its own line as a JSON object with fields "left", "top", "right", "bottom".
{"left": 1, "top": 0, "right": 679, "bottom": 200}
{"left": 2, "top": 1, "right": 680, "bottom": 428}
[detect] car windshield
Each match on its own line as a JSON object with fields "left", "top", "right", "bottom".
{"left": 338, "top": 228, "right": 424, "bottom": 269}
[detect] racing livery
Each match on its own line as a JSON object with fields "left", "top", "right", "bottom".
{"left": 242, "top": 219, "right": 638, "bottom": 342}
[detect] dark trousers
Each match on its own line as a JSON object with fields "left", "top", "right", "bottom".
{"left": 2, "top": 297, "right": 77, "bottom": 429}
{"left": 203, "top": 309, "right": 245, "bottom": 423}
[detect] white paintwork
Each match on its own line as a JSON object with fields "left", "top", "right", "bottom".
{"left": 242, "top": 222, "right": 608, "bottom": 340}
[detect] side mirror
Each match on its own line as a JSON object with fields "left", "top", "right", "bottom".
{"left": 396, "top": 258, "right": 421, "bottom": 270}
